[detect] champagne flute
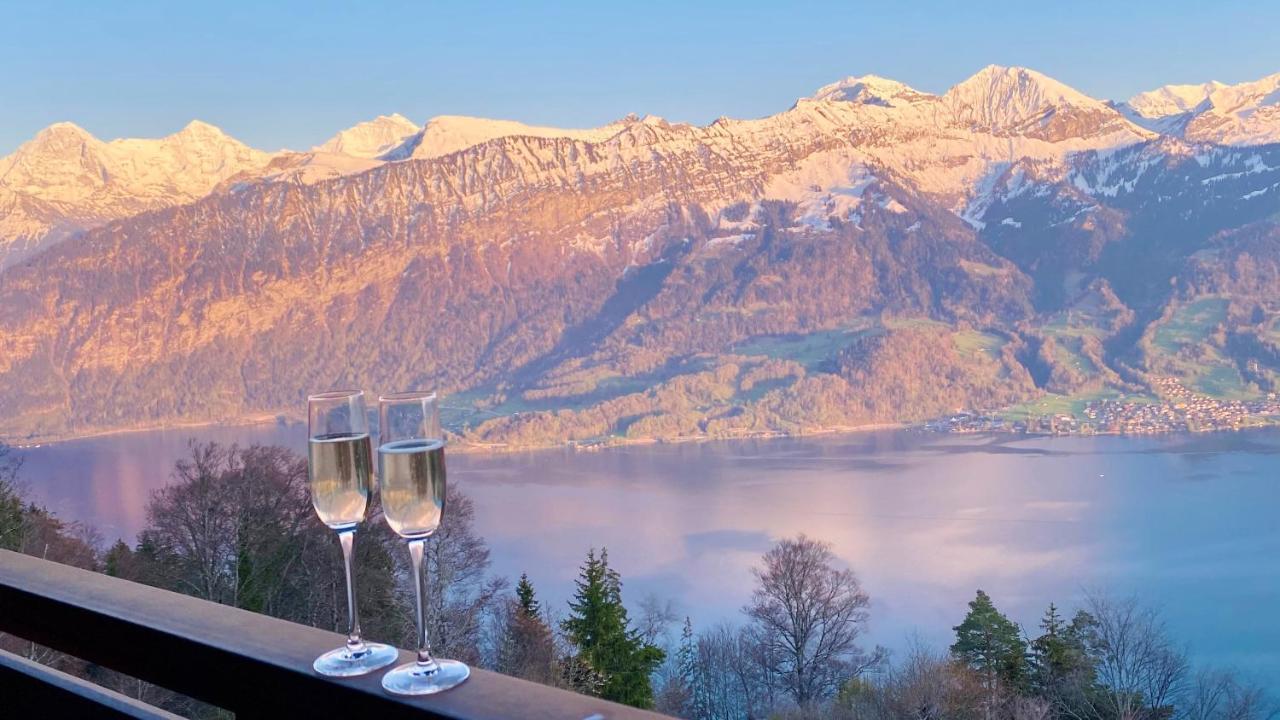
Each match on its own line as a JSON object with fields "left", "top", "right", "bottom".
{"left": 307, "top": 390, "right": 398, "bottom": 677}
{"left": 378, "top": 391, "right": 469, "bottom": 695}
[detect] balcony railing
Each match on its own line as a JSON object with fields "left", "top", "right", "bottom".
{"left": 0, "top": 549, "right": 665, "bottom": 719}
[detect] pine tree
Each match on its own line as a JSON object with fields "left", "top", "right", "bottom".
{"left": 498, "top": 572, "right": 555, "bottom": 684}
{"left": 562, "top": 548, "right": 666, "bottom": 709}
{"left": 1033, "top": 603, "right": 1066, "bottom": 666}
{"left": 103, "top": 540, "right": 133, "bottom": 577}
{"left": 675, "top": 617, "right": 699, "bottom": 718}
{"left": 655, "top": 616, "right": 699, "bottom": 716}
{"left": 516, "top": 572, "right": 541, "bottom": 617}
{"left": 1031, "top": 603, "right": 1099, "bottom": 707}
{"left": 563, "top": 549, "right": 612, "bottom": 653}
{"left": 951, "top": 589, "right": 1027, "bottom": 716}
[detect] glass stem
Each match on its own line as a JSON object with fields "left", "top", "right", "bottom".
{"left": 408, "top": 538, "right": 438, "bottom": 670}
{"left": 338, "top": 528, "right": 365, "bottom": 653}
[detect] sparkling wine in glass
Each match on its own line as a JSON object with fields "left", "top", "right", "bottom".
{"left": 307, "top": 390, "right": 398, "bottom": 677}
{"left": 378, "top": 391, "right": 469, "bottom": 695}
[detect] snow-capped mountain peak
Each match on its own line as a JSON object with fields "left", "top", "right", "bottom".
{"left": 1125, "top": 81, "right": 1225, "bottom": 119}
{"left": 0, "top": 122, "right": 109, "bottom": 194}
{"left": 174, "top": 119, "right": 229, "bottom": 137}
{"left": 386, "top": 114, "right": 641, "bottom": 161}
{"left": 5, "top": 122, "right": 102, "bottom": 165}
{"left": 1184, "top": 72, "right": 1280, "bottom": 145}
{"left": 1120, "top": 72, "right": 1280, "bottom": 145}
{"left": 314, "top": 113, "right": 420, "bottom": 159}
{"left": 37, "top": 121, "right": 97, "bottom": 140}
{"left": 1203, "top": 72, "right": 1280, "bottom": 113}
{"left": 939, "top": 65, "right": 1150, "bottom": 144}
{"left": 809, "top": 74, "right": 933, "bottom": 106}
{"left": 944, "top": 66, "right": 1106, "bottom": 128}
{"left": 3, "top": 64, "right": 1276, "bottom": 272}
{"left": 0, "top": 120, "right": 272, "bottom": 265}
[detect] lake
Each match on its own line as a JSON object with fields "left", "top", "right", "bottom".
{"left": 13, "top": 426, "right": 1280, "bottom": 687}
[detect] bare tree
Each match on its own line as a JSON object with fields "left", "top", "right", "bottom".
{"left": 1180, "top": 669, "right": 1278, "bottom": 720}
{"left": 1063, "top": 593, "right": 1189, "bottom": 720}
{"left": 833, "top": 640, "right": 985, "bottom": 720}
{"left": 637, "top": 593, "right": 679, "bottom": 648}
{"left": 123, "top": 441, "right": 403, "bottom": 646}
{"left": 139, "top": 442, "right": 318, "bottom": 611}
{"left": 690, "top": 622, "right": 780, "bottom": 720}
{"left": 1008, "top": 695, "right": 1054, "bottom": 720}
{"left": 638, "top": 594, "right": 684, "bottom": 711}
{"left": 744, "top": 534, "right": 881, "bottom": 708}
{"left": 413, "top": 485, "right": 506, "bottom": 665}
{"left": 141, "top": 442, "right": 241, "bottom": 601}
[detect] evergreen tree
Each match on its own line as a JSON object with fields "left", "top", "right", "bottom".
{"left": 103, "top": 539, "right": 133, "bottom": 577}
{"left": 1031, "top": 603, "right": 1066, "bottom": 676}
{"left": 498, "top": 572, "right": 555, "bottom": 684}
{"left": 951, "top": 589, "right": 1028, "bottom": 715}
{"left": 516, "top": 572, "right": 541, "bottom": 617}
{"left": 657, "top": 617, "right": 698, "bottom": 717}
{"left": 562, "top": 548, "right": 666, "bottom": 709}
{"left": 1031, "top": 603, "right": 1096, "bottom": 698}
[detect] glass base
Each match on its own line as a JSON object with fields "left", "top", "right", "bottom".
{"left": 313, "top": 642, "right": 399, "bottom": 677}
{"left": 381, "top": 658, "right": 470, "bottom": 695}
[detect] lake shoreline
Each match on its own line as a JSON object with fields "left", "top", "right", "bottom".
{"left": 8, "top": 411, "right": 1278, "bottom": 454}
{"left": 4, "top": 413, "right": 290, "bottom": 449}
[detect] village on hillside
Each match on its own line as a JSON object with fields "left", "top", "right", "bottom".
{"left": 927, "top": 377, "right": 1280, "bottom": 436}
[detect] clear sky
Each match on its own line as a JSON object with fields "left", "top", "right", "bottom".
{"left": 2, "top": 0, "right": 1278, "bottom": 154}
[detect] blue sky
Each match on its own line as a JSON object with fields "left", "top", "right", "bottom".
{"left": 2, "top": 0, "right": 1278, "bottom": 154}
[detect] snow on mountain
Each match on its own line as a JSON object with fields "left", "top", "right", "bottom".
{"left": 225, "top": 151, "right": 385, "bottom": 188}
{"left": 0, "top": 120, "right": 269, "bottom": 203}
{"left": 5, "top": 65, "right": 1275, "bottom": 270}
{"left": 0, "top": 120, "right": 271, "bottom": 266}
{"left": 808, "top": 75, "right": 934, "bottom": 107}
{"left": 384, "top": 114, "right": 646, "bottom": 160}
{"left": 212, "top": 114, "right": 670, "bottom": 194}
{"left": 776, "top": 67, "right": 1150, "bottom": 216}
{"left": 1184, "top": 72, "right": 1280, "bottom": 145}
{"left": 941, "top": 65, "right": 1147, "bottom": 142}
{"left": 313, "top": 113, "right": 420, "bottom": 158}
{"left": 0, "top": 123, "right": 111, "bottom": 204}
{"left": 220, "top": 114, "right": 656, "bottom": 190}
{"left": 1125, "top": 81, "right": 1225, "bottom": 119}
{"left": 1120, "top": 73, "right": 1280, "bottom": 145}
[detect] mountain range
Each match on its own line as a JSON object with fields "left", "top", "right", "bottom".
{"left": 2, "top": 65, "right": 1279, "bottom": 444}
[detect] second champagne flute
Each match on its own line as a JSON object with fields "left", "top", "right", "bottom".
{"left": 308, "top": 390, "right": 399, "bottom": 676}
{"left": 378, "top": 391, "right": 470, "bottom": 695}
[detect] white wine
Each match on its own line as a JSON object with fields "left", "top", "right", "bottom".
{"left": 378, "top": 438, "right": 446, "bottom": 538}
{"left": 309, "top": 432, "right": 374, "bottom": 529}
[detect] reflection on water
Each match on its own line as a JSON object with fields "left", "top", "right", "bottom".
{"left": 16, "top": 426, "right": 1280, "bottom": 686}
{"left": 16, "top": 424, "right": 305, "bottom": 541}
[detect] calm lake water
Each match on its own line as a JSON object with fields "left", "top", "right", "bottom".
{"left": 14, "top": 426, "right": 1280, "bottom": 687}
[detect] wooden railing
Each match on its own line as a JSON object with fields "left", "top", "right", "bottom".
{"left": 0, "top": 550, "right": 665, "bottom": 719}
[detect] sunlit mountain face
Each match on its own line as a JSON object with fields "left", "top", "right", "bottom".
{"left": 1, "top": 66, "right": 1279, "bottom": 444}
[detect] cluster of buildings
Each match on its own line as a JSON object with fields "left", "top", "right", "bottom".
{"left": 924, "top": 377, "right": 1280, "bottom": 436}
{"left": 1083, "top": 377, "right": 1280, "bottom": 434}
{"left": 922, "top": 413, "right": 1012, "bottom": 433}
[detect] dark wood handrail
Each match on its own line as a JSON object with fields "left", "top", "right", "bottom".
{"left": 0, "top": 647, "right": 183, "bottom": 719}
{"left": 0, "top": 550, "right": 665, "bottom": 719}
